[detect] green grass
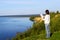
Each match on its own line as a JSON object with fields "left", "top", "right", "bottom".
{"left": 50, "top": 32, "right": 60, "bottom": 40}
{"left": 23, "top": 31, "right": 60, "bottom": 40}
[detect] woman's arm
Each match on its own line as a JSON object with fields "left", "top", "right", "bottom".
{"left": 40, "top": 14, "right": 45, "bottom": 20}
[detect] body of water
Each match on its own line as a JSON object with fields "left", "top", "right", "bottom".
{"left": 0, "top": 17, "right": 33, "bottom": 40}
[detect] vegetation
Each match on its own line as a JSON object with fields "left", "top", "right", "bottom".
{"left": 29, "top": 16, "right": 36, "bottom": 22}
{"left": 12, "top": 11, "right": 60, "bottom": 40}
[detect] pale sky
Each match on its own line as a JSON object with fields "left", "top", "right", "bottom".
{"left": 0, "top": 0, "right": 60, "bottom": 15}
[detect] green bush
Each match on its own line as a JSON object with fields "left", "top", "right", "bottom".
{"left": 29, "top": 16, "right": 36, "bottom": 22}
{"left": 50, "top": 13, "right": 60, "bottom": 33}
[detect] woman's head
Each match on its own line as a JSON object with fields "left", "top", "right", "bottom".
{"left": 45, "top": 10, "right": 49, "bottom": 14}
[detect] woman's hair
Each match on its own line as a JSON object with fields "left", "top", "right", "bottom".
{"left": 45, "top": 10, "right": 49, "bottom": 14}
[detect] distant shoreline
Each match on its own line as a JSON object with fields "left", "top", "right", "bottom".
{"left": 0, "top": 14, "right": 40, "bottom": 17}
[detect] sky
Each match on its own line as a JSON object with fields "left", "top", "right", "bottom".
{"left": 0, "top": 0, "right": 60, "bottom": 15}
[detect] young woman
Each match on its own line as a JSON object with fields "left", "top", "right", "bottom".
{"left": 40, "top": 10, "right": 50, "bottom": 38}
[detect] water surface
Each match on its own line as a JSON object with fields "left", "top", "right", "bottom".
{"left": 0, "top": 17, "right": 33, "bottom": 40}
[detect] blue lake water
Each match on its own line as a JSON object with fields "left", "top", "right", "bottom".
{"left": 0, "top": 17, "right": 33, "bottom": 40}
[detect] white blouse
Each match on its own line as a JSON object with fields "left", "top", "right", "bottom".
{"left": 40, "top": 14, "right": 50, "bottom": 24}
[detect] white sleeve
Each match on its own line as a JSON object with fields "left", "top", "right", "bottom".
{"left": 40, "top": 14, "right": 45, "bottom": 20}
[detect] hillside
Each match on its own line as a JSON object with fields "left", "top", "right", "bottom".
{"left": 12, "top": 13, "right": 60, "bottom": 40}
{"left": 23, "top": 31, "right": 60, "bottom": 40}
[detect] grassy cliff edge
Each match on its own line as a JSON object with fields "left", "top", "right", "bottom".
{"left": 12, "top": 12, "right": 60, "bottom": 40}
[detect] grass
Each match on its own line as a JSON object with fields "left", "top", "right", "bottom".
{"left": 23, "top": 31, "right": 60, "bottom": 40}
{"left": 50, "top": 31, "right": 60, "bottom": 40}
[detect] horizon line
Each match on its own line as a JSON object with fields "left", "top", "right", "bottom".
{"left": 0, "top": 14, "right": 41, "bottom": 17}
